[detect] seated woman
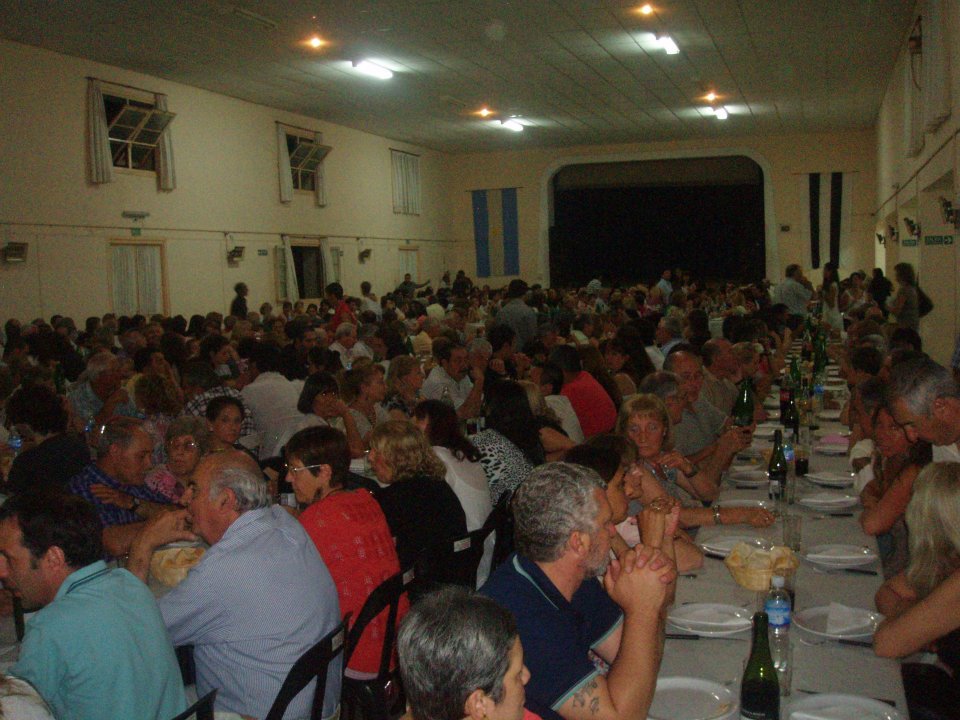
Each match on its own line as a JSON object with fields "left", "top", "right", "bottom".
{"left": 4, "top": 383, "right": 91, "bottom": 496}
{"left": 619, "top": 395, "right": 775, "bottom": 532}
{"left": 398, "top": 586, "right": 529, "bottom": 720}
{"left": 144, "top": 416, "right": 210, "bottom": 503}
{"left": 285, "top": 425, "right": 406, "bottom": 679}
{"left": 567, "top": 435, "right": 704, "bottom": 573}
{"left": 874, "top": 462, "right": 960, "bottom": 719}
{"left": 414, "top": 400, "right": 494, "bottom": 586}
{"left": 344, "top": 363, "right": 390, "bottom": 446}
{"left": 517, "top": 380, "right": 575, "bottom": 461}
{"left": 384, "top": 355, "right": 424, "bottom": 420}
{"left": 472, "top": 381, "right": 544, "bottom": 505}
{"left": 205, "top": 396, "right": 248, "bottom": 453}
{"left": 368, "top": 420, "right": 468, "bottom": 576}
{"left": 134, "top": 373, "right": 182, "bottom": 464}
{"left": 859, "top": 403, "right": 931, "bottom": 577}
{"left": 282, "top": 371, "right": 364, "bottom": 458}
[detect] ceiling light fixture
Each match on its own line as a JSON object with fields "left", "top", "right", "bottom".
{"left": 714, "top": 107, "right": 729, "bottom": 120}
{"left": 308, "top": 36, "right": 324, "bottom": 48}
{"left": 639, "top": 4, "right": 653, "bottom": 15}
{"left": 353, "top": 60, "right": 393, "bottom": 80}
{"left": 479, "top": 108, "right": 493, "bottom": 118}
{"left": 657, "top": 34, "right": 679, "bottom": 54}
{"left": 500, "top": 119, "right": 524, "bottom": 132}
{"left": 705, "top": 91, "right": 717, "bottom": 102}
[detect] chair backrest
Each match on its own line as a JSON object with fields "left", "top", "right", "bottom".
{"left": 344, "top": 568, "right": 416, "bottom": 680}
{"left": 415, "top": 523, "right": 495, "bottom": 591}
{"left": 486, "top": 490, "right": 515, "bottom": 568}
{"left": 264, "top": 616, "right": 349, "bottom": 720}
{"left": 168, "top": 690, "right": 217, "bottom": 720}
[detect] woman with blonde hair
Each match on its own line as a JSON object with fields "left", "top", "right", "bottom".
{"left": 369, "top": 420, "right": 468, "bottom": 573}
{"left": 619, "top": 394, "right": 775, "bottom": 531}
{"left": 517, "top": 380, "right": 575, "bottom": 461}
{"left": 874, "top": 462, "right": 960, "bottom": 719}
{"left": 384, "top": 355, "right": 425, "bottom": 420}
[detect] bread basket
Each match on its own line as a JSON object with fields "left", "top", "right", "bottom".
{"left": 724, "top": 542, "right": 799, "bottom": 591}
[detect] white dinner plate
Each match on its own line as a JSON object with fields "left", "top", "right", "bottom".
{"left": 786, "top": 693, "right": 901, "bottom": 720}
{"left": 647, "top": 677, "right": 738, "bottom": 720}
{"left": 804, "top": 472, "right": 854, "bottom": 488}
{"left": 716, "top": 498, "right": 776, "bottom": 511}
{"left": 798, "top": 493, "right": 859, "bottom": 509}
{"left": 814, "top": 444, "right": 848, "bottom": 456}
{"left": 765, "top": 408, "right": 781, "bottom": 420}
{"left": 697, "top": 535, "right": 773, "bottom": 558}
{"left": 753, "top": 423, "right": 782, "bottom": 440}
{"left": 818, "top": 409, "right": 843, "bottom": 420}
{"left": 814, "top": 428, "right": 850, "bottom": 439}
{"left": 763, "top": 397, "right": 781, "bottom": 410}
{"left": 793, "top": 605, "right": 882, "bottom": 640}
{"left": 728, "top": 470, "right": 769, "bottom": 487}
{"left": 804, "top": 544, "right": 877, "bottom": 568}
{"left": 668, "top": 604, "right": 753, "bottom": 636}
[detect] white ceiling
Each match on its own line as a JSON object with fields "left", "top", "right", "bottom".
{"left": 0, "top": 0, "right": 915, "bottom": 152}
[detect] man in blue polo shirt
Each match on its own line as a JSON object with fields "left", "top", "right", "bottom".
{"left": 481, "top": 462, "right": 676, "bottom": 720}
{"left": 0, "top": 492, "right": 186, "bottom": 720}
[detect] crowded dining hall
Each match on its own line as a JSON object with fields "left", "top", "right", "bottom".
{"left": 1, "top": 2, "right": 960, "bottom": 720}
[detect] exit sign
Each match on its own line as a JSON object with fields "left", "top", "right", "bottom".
{"left": 902, "top": 236, "right": 918, "bottom": 247}
{"left": 923, "top": 235, "right": 954, "bottom": 246}
{"left": 258, "top": 249, "right": 269, "bottom": 256}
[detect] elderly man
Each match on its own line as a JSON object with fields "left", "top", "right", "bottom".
{"left": 663, "top": 351, "right": 751, "bottom": 462}
{"left": 772, "top": 264, "right": 813, "bottom": 325}
{"left": 889, "top": 356, "right": 960, "bottom": 462}
{"left": 700, "top": 339, "right": 741, "bottom": 415}
{"left": 68, "top": 417, "right": 174, "bottom": 557}
{"left": 328, "top": 322, "right": 364, "bottom": 368}
{"left": 280, "top": 322, "right": 319, "bottom": 380}
{"left": 128, "top": 450, "right": 341, "bottom": 719}
{"left": 654, "top": 315, "right": 683, "bottom": 357}
{"left": 421, "top": 338, "right": 485, "bottom": 419}
{"left": 66, "top": 350, "right": 138, "bottom": 427}
{"left": 481, "top": 463, "right": 675, "bottom": 720}
{"left": 0, "top": 493, "right": 186, "bottom": 719}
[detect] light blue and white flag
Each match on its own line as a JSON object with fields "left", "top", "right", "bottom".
{"left": 472, "top": 187, "right": 519, "bottom": 277}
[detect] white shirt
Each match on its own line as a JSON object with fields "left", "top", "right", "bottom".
{"left": 545, "top": 395, "right": 585, "bottom": 444}
{"left": 422, "top": 366, "right": 474, "bottom": 409}
{"left": 433, "top": 445, "right": 495, "bottom": 586}
{"left": 240, "top": 372, "right": 305, "bottom": 459}
{"left": 933, "top": 443, "right": 960, "bottom": 463}
{"left": 361, "top": 296, "right": 382, "bottom": 319}
{"left": 645, "top": 345, "right": 665, "bottom": 370}
{"left": 329, "top": 341, "right": 365, "bottom": 368}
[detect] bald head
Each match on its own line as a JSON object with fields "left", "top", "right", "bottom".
{"left": 200, "top": 450, "right": 269, "bottom": 512}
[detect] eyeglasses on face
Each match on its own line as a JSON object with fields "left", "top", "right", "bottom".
{"left": 285, "top": 463, "right": 325, "bottom": 476}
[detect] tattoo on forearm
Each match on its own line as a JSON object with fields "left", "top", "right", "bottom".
{"left": 571, "top": 679, "right": 599, "bottom": 713}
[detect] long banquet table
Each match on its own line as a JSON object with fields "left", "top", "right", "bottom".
{"left": 658, "top": 414, "right": 909, "bottom": 716}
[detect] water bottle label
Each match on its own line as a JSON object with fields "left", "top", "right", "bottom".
{"left": 765, "top": 601, "right": 790, "bottom": 627}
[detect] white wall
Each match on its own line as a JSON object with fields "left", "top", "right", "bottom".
{"left": 874, "top": 0, "right": 960, "bottom": 364}
{"left": 0, "top": 40, "right": 455, "bottom": 321}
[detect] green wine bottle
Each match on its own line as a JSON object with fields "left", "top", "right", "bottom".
{"left": 740, "top": 612, "right": 780, "bottom": 720}
{"left": 768, "top": 430, "right": 788, "bottom": 507}
{"left": 732, "top": 378, "right": 754, "bottom": 427}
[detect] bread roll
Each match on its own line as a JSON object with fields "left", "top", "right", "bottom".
{"left": 150, "top": 546, "right": 205, "bottom": 587}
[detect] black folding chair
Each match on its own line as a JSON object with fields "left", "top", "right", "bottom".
{"left": 264, "top": 616, "right": 349, "bottom": 720}
{"left": 486, "top": 491, "right": 515, "bottom": 569}
{"left": 168, "top": 689, "right": 217, "bottom": 720}
{"left": 342, "top": 569, "right": 416, "bottom": 720}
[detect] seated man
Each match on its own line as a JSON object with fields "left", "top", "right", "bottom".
{"left": 421, "top": 337, "right": 485, "bottom": 419}
{"left": 128, "top": 450, "right": 341, "bottom": 719}
{"left": 700, "top": 339, "right": 740, "bottom": 416}
{"left": 1, "top": 493, "right": 186, "bottom": 719}
{"left": 889, "top": 356, "right": 960, "bottom": 463}
{"left": 65, "top": 350, "right": 138, "bottom": 429}
{"left": 549, "top": 345, "right": 616, "bottom": 438}
{"left": 481, "top": 462, "right": 675, "bottom": 720}
{"left": 68, "top": 417, "right": 174, "bottom": 558}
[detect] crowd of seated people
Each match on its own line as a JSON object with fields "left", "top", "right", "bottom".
{"left": 0, "top": 263, "right": 958, "bottom": 719}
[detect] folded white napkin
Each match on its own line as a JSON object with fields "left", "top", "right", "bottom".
{"left": 792, "top": 706, "right": 869, "bottom": 720}
{"left": 826, "top": 603, "right": 870, "bottom": 634}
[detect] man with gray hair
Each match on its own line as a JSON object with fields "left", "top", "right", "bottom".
{"left": 128, "top": 450, "right": 341, "bottom": 719}
{"left": 481, "top": 462, "right": 675, "bottom": 720}
{"left": 654, "top": 315, "right": 684, "bottom": 356}
{"left": 328, "top": 321, "right": 361, "bottom": 368}
{"left": 66, "top": 350, "right": 138, "bottom": 427}
{"left": 68, "top": 417, "right": 175, "bottom": 557}
{"left": 889, "top": 357, "right": 960, "bottom": 463}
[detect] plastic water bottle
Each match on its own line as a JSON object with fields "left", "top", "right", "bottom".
{"left": 440, "top": 385, "right": 454, "bottom": 407}
{"left": 764, "top": 575, "right": 792, "bottom": 696}
{"left": 7, "top": 430, "right": 22, "bottom": 459}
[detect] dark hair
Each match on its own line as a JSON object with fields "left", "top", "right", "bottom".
{"left": 284, "top": 426, "right": 351, "bottom": 489}
{"left": 432, "top": 337, "right": 464, "bottom": 364}
{"left": 414, "top": 400, "right": 481, "bottom": 462}
{"left": 0, "top": 493, "right": 102, "bottom": 568}
{"left": 298, "top": 372, "right": 340, "bottom": 414}
{"left": 307, "top": 347, "right": 344, "bottom": 375}
{"left": 181, "top": 361, "right": 220, "bottom": 391}
{"left": 132, "top": 346, "right": 159, "bottom": 373}
{"left": 849, "top": 346, "right": 884, "bottom": 376}
{"left": 486, "top": 324, "right": 515, "bottom": 354}
{"left": 205, "top": 395, "right": 245, "bottom": 422}
{"left": 5, "top": 383, "right": 68, "bottom": 435}
{"left": 536, "top": 362, "right": 564, "bottom": 396}
{"left": 325, "top": 282, "right": 344, "bottom": 299}
{"left": 250, "top": 342, "right": 282, "bottom": 373}
{"left": 890, "top": 327, "right": 922, "bottom": 353}
{"left": 548, "top": 345, "right": 582, "bottom": 374}
{"left": 234, "top": 282, "right": 247, "bottom": 294}
{"left": 564, "top": 444, "right": 620, "bottom": 484}
{"left": 484, "top": 381, "right": 545, "bottom": 465}
{"left": 199, "top": 334, "right": 230, "bottom": 364}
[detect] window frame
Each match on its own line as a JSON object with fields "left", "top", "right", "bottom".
{"left": 286, "top": 132, "right": 332, "bottom": 193}
{"left": 103, "top": 93, "right": 175, "bottom": 173}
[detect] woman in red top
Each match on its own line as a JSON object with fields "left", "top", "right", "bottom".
{"left": 286, "top": 425, "right": 407, "bottom": 678}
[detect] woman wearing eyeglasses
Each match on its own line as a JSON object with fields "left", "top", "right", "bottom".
{"left": 144, "top": 415, "right": 211, "bottom": 503}
{"left": 285, "top": 424, "right": 406, "bottom": 679}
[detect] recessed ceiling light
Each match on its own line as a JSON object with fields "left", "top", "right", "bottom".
{"left": 658, "top": 34, "right": 679, "bottom": 54}
{"left": 478, "top": 107, "right": 493, "bottom": 117}
{"left": 501, "top": 119, "right": 524, "bottom": 132}
{"left": 309, "top": 36, "right": 324, "bottom": 48}
{"left": 715, "top": 107, "right": 729, "bottom": 120}
{"left": 353, "top": 60, "right": 393, "bottom": 80}
{"left": 639, "top": 4, "right": 653, "bottom": 14}
{"left": 705, "top": 91, "right": 717, "bottom": 102}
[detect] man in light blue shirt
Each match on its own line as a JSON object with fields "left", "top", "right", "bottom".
{"left": 0, "top": 493, "right": 186, "bottom": 720}
{"left": 772, "top": 264, "right": 813, "bottom": 323}
{"left": 129, "top": 450, "right": 341, "bottom": 720}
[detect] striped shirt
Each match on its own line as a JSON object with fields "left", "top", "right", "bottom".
{"left": 159, "top": 505, "right": 341, "bottom": 719}
{"left": 182, "top": 386, "right": 255, "bottom": 437}
{"left": 68, "top": 464, "right": 173, "bottom": 528}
